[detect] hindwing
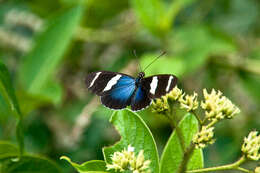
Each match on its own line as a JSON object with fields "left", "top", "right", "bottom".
{"left": 141, "top": 74, "right": 178, "bottom": 99}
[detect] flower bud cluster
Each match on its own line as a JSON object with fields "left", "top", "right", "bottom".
{"left": 152, "top": 86, "right": 199, "bottom": 114}
{"left": 151, "top": 87, "right": 241, "bottom": 150}
{"left": 201, "top": 89, "right": 240, "bottom": 121}
{"left": 179, "top": 92, "right": 199, "bottom": 112}
{"left": 193, "top": 126, "right": 215, "bottom": 149}
{"left": 151, "top": 96, "right": 169, "bottom": 114}
{"left": 106, "top": 145, "right": 151, "bottom": 173}
{"left": 167, "top": 86, "right": 183, "bottom": 101}
{"left": 241, "top": 131, "right": 260, "bottom": 161}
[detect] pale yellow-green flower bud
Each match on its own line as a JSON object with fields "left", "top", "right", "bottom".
{"left": 151, "top": 96, "right": 169, "bottom": 114}
{"left": 167, "top": 86, "right": 183, "bottom": 101}
{"left": 106, "top": 145, "right": 151, "bottom": 173}
{"left": 241, "top": 131, "right": 260, "bottom": 161}
{"left": 179, "top": 92, "right": 199, "bottom": 112}
{"left": 255, "top": 167, "right": 260, "bottom": 173}
{"left": 193, "top": 126, "right": 215, "bottom": 149}
{"left": 201, "top": 89, "right": 240, "bottom": 121}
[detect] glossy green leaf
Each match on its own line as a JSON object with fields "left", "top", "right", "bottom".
{"left": 103, "top": 109, "right": 159, "bottom": 173}
{"left": 0, "top": 141, "right": 19, "bottom": 159}
{"left": 0, "top": 155, "right": 62, "bottom": 173}
{"left": 160, "top": 113, "right": 203, "bottom": 173}
{"left": 61, "top": 156, "right": 108, "bottom": 173}
{"left": 18, "top": 6, "right": 83, "bottom": 104}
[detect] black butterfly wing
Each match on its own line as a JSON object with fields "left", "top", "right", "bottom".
{"left": 141, "top": 74, "right": 178, "bottom": 99}
{"left": 86, "top": 71, "right": 136, "bottom": 110}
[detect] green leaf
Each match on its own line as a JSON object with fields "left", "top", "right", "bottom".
{"left": 0, "top": 62, "right": 24, "bottom": 155}
{"left": 160, "top": 113, "right": 203, "bottom": 173}
{"left": 0, "top": 62, "right": 21, "bottom": 117}
{"left": 162, "top": 0, "right": 197, "bottom": 32}
{"left": 0, "top": 155, "right": 62, "bottom": 173}
{"left": 103, "top": 109, "right": 159, "bottom": 173}
{"left": 0, "top": 141, "right": 19, "bottom": 159}
{"left": 36, "top": 79, "right": 63, "bottom": 105}
{"left": 131, "top": 0, "right": 198, "bottom": 37}
{"left": 18, "top": 6, "right": 83, "bottom": 104}
{"left": 61, "top": 156, "right": 108, "bottom": 173}
{"left": 130, "top": 0, "right": 164, "bottom": 36}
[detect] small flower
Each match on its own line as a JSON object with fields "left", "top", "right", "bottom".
{"left": 179, "top": 92, "right": 199, "bottom": 111}
{"left": 201, "top": 89, "right": 240, "bottom": 121}
{"left": 193, "top": 126, "right": 215, "bottom": 149}
{"left": 241, "top": 131, "right": 260, "bottom": 161}
{"left": 167, "top": 86, "right": 183, "bottom": 101}
{"left": 151, "top": 96, "right": 169, "bottom": 114}
{"left": 130, "top": 150, "right": 151, "bottom": 173}
{"left": 106, "top": 145, "right": 151, "bottom": 173}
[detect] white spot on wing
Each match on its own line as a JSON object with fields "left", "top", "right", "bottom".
{"left": 166, "top": 76, "right": 173, "bottom": 92}
{"left": 89, "top": 72, "right": 101, "bottom": 88}
{"left": 150, "top": 76, "right": 158, "bottom": 94}
{"left": 103, "top": 74, "right": 121, "bottom": 92}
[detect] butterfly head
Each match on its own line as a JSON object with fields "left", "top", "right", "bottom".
{"left": 135, "top": 72, "right": 145, "bottom": 85}
{"left": 138, "top": 72, "right": 145, "bottom": 79}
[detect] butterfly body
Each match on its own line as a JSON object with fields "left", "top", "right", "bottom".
{"left": 85, "top": 71, "right": 177, "bottom": 111}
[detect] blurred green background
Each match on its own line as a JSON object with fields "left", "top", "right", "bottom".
{"left": 0, "top": 0, "right": 260, "bottom": 172}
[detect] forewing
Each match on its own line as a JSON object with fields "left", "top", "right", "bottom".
{"left": 85, "top": 71, "right": 134, "bottom": 96}
{"left": 101, "top": 75, "right": 136, "bottom": 110}
{"left": 141, "top": 74, "right": 178, "bottom": 99}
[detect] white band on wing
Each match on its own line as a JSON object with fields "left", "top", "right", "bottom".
{"left": 103, "top": 74, "right": 121, "bottom": 92}
{"left": 150, "top": 76, "right": 158, "bottom": 94}
{"left": 166, "top": 76, "right": 173, "bottom": 92}
{"left": 89, "top": 72, "right": 101, "bottom": 88}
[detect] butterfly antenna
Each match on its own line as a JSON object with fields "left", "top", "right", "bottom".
{"left": 133, "top": 50, "right": 143, "bottom": 72}
{"left": 143, "top": 51, "right": 166, "bottom": 72}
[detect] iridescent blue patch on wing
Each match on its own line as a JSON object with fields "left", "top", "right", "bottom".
{"left": 110, "top": 76, "right": 135, "bottom": 102}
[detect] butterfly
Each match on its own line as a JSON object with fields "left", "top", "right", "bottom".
{"left": 85, "top": 71, "right": 178, "bottom": 111}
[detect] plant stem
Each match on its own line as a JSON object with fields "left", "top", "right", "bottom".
{"left": 206, "top": 119, "right": 218, "bottom": 128}
{"left": 191, "top": 110, "right": 203, "bottom": 127}
{"left": 178, "top": 143, "right": 195, "bottom": 173}
{"left": 186, "top": 156, "right": 251, "bottom": 173}
{"left": 166, "top": 111, "right": 186, "bottom": 152}
{"left": 166, "top": 100, "right": 186, "bottom": 152}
